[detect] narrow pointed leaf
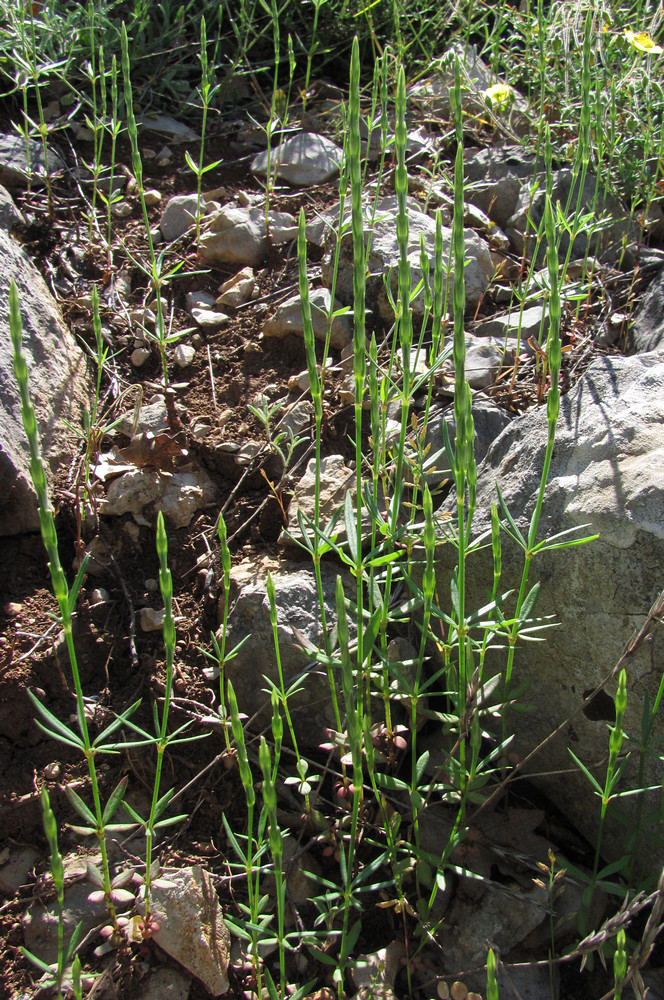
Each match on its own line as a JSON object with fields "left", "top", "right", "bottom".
{"left": 94, "top": 699, "right": 142, "bottom": 747}
{"left": 153, "top": 787, "right": 176, "bottom": 821}
{"left": 20, "top": 948, "right": 54, "bottom": 975}
{"left": 27, "top": 691, "right": 83, "bottom": 747}
{"left": 65, "top": 786, "right": 98, "bottom": 827}
{"left": 102, "top": 775, "right": 129, "bottom": 824}
{"left": 122, "top": 801, "right": 145, "bottom": 825}
{"left": 519, "top": 582, "right": 541, "bottom": 623}
{"left": 496, "top": 484, "right": 526, "bottom": 547}
{"left": 67, "top": 554, "right": 90, "bottom": 614}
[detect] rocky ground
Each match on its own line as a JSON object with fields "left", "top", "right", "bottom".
{"left": 1, "top": 46, "right": 664, "bottom": 1000}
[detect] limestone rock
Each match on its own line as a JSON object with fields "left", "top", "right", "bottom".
{"left": 0, "top": 185, "right": 23, "bottom": 230}
{"left": 252, "top": 132, "right": 343, "bottom": 187}
{"left": 0, "top": 223, "right": 88, "bottom": 535}
{"left": 322, "top": 195, "right": 493, "bottom": 318}
{"left": 136, "top": 114, "right": 198, "bottom": 143}
{"left": 424, "top": 398, "right": 513, "bottom": 485}
{"left": 462, "top": 335, "right": 507, "bottom": 389}
{"left": 191, "top": 307, "right": 230, "bottom": 329}
{"left": 628, "top": 266, "right": 664, "bottom": 353}
{"left": 186, "top": 290, "right": 217, "bottom": 312}
{"left": 136, "top": 966, "right": 191, "bottom": 1000}
{"left": 463, "top": 146, "right": 542, "bottom": 230}
{"left": 200, "top": 205, "right": 267, "bottom": 267}
{"left": 100, "top": 467, "right": 217, "bottom": 528}
{"left": 150, "top": 867, "right": 230, "bottom": 996}
{"left": 0, "top": 846, "right": 38, "bottom": 895}
{"left": 466, "top": 172, "right": 522, "bottom": 230}
{"left": 160, "top": 194, "right": 200, "bottom": 241}
{"left": 199, "top": 204, "right": 298, "bottom": 266}
{"left": 174, "top": 344, "right": 196, "bottom": 367}
{"left": 435, "top": 352, "right": 664, "bottom": 874}
{"left": 118, "top": 395, "right": 185, "bottom": 437}
{"left": 464, "top": 144, "right": 542, "bottom": 185}
{"left": 267, "top": 210, "right": 298, "bottom": 243}
{"left": 220, "top": 556, "right": 354, "bottom": 749}
{"left": 22, "top": 881, "right": 109, "bottom": 966}
{"left": 217, "top": 267, "right": 255, "bottom": 308}
{"left": 474, "top": 303, "right": 549, "bottom": 345}
{"left": 0, "top": 132, "right": 65, "bottom": 188}
{"left": 263, "top": 287, "right": 351, "bottom": 349}
{"left": 409, "top": 42, "right": 495, "bottom": 117}
{"left": 140, "top": 607, "right": 165, "bottom": 632}
{"left": 506, "top": 168, "right": 636, "bottom": 266}
{"left": 131, "top": 347, "right": 151, "bottom": 367}
{"left": 409, "top": 42, "right": 529, "bottom": 132}
{"left": 281, "top": 454, "right": 356, "bottom": 548}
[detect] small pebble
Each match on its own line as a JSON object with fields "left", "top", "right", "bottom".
{"left": 191, "top": 421, "right": 212, "bottom": 440}
{"left": 174, "top": 343, "right": 196, "bottom": 368}
{"left": 191, "top": 307, "right": 230, "bottom": 329}
{"left": 90, "top": 588, "right": 110, "bottom": 606}
{"left": 145, "top": 578, "right": 158, "bottom": 592}
{"left": 139, "top": 607, "right": 164, "bottom": 632}
{"left": 186, "top": 291, "right": 216, "bottom": 312}
{"left": 148, "top": 297, "right": 169, "bottom": 314}
{"left": 131, "top": 347, "right": 151, "bottom": 367}
{"left": 144, "top": 189, "right": 162, "bottom": 206}
{"left": 111, "top": 200, "right": 133, "bottom": 219}
{"left": 128, "top": 308, "right": 156, "bottom": 328}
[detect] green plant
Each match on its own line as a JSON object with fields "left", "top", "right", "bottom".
{"left": 532, "top": 849, "right": 567, "bottom": 994}
{"left": 9, "top": 0, "right": 66, "bottom": 217}
{"left": 614, "top": 926, "right": 628, "bottom": 1000}
{"left": 569, "top": 668, "right": 630, "bottom": 928}
{"left": 21, "top": 789, "right": 84, "bottom": 999}
{"left": 95, "top": 52, "right": 124, "bottom": 262}
{"left": 72, "top": 286, "right": 124, "bottom": 547}
{"left": 198, "top": 515, "right": 251, "bottom": 757}
{"left": 9, "top": 1, "right": 664, "bottom": 994}
{"left": 120, "top": 512, "right": 204, "bottom": 931}
{"left": 247, "top": 393, "right": 307, "bottom": 468}
{"left": 486, "top": 945, "right": 499, "bottom": 1000}
{"left": 9, "top": 278, "right": 139, "bottom": 930}
{"left": 184, "top": 15, "right": 224, "bottom": 249}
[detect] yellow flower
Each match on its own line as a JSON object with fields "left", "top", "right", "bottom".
{"left": 624, "top": 29, "right": 663, "bottom": 55}
{"left": 483, "top": 83, "right": 515, "bottom": 111}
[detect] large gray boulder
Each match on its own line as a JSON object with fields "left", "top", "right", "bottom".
{"left": 424, "top": 397, "right": 513, "bottom": 485}
{"left": 322, "top": 195, "right": 493, "bottom": 319}
{"left": 251, "top": 132, "right": 343, "bottom": 187}
{"left": 219, "top": 556, "right": 355, "bottom": 750}
{"left": 628, "top": 265, "right": 664, "bottom": 354}
{"left": 0, "top": 208, "right": 88, "bottom": 535}
{"left": 506, "top": 168, "right": 635, "bottom": 266}
{"left": 435, "top": 351, "right": 664, "bottom": 874}
{"left": 0, "top": 133, "right": 65, "bottom": 189}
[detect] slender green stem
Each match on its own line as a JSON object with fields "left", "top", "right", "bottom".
{"left": 9, "top": 280, "right": 116, "bottom": 920}
{"left": 143, "top": 512, "right": 176, "bottom": 923}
